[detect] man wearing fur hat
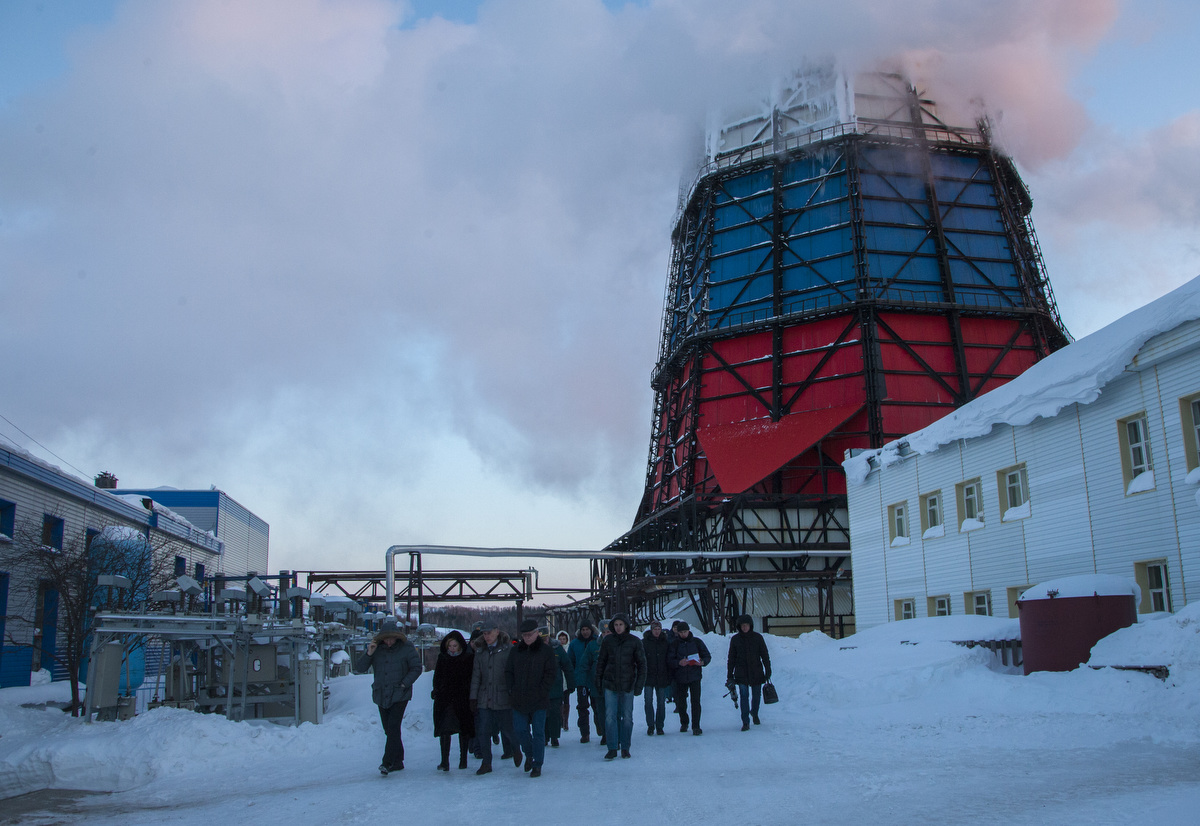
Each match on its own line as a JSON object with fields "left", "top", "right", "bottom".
{"left": 356, "top": 616, "right": 423, "bottom": 775}
{"left": 504, "top": 618, "right": 558, "bottom": 777}
{"left": 470, "top": 620, "right": 520, "bottom": 774}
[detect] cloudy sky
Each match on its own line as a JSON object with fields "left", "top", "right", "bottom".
{"left": 2, "top": 0, "right": 1198, "bottom": 594}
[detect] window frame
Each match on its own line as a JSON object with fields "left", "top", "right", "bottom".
{"left": 966, "top": 590, "right": 992, "bottom": 616}
{"left": 919, "top": 490, "right": 943, "bottom": 536}
{"left": 928, "top": 595, "right": 952, "bottom": 617}
{"left": 1134, "top": 560, "right": 1172, "bottom": 614}
{"left": 41, "top": 514, "right": 64, "bottom": 551}
{"left": 997, "top": 464, "right": 1030, "bottom": 521}
{"left": 887, "top": 501, "right": 909, "bottom": 544}
{"left": 1117, "top": 412, "right": 1155, "bottom": 493}
{"left": 0, "top": 499, "right": 14, "bottom": 540}
{"left": 894, "top": 598, "right": 916, "bottom": 621}
{"left": 955, "top": 478, "right": 984, "bottom": 530}
{"left": 1179, "top": 394, "right": 1200, "bottom": 472}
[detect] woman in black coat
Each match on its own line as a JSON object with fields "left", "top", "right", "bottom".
{"left": 432, "top": 630, "right": 477, "bottom": 770}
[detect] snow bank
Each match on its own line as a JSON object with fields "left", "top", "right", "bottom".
{"left": 1019, "top": 574, "right": 1139, "bottom": 602}
{"left": 845, "top": 274, "right": 1200, "bottom": 485}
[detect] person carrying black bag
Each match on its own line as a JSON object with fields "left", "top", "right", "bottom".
{"left": 726, "top": 614, "right": 771, "bottom": 731}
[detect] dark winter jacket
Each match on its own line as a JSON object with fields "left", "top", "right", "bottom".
{"left": 470, "top": 631, "right": 513, "bottom": 710}
{"left": 355, "top": 627, "right": 423, "bottom": 709}
{"left": 595, "top": 615, "right": 647, "bottom": 695}
{"left": 568, "top": 625, "right": 600, "bottom": 692}
{"left": 640, "top": 627, "right": 673, "bottom": 688}
{"left": 432, "top": 631, "right": 476, "bottom": 738}
{"left": 504, "top": 634, "right": 558, "bottom": 714}
{"left": 548, "top": 639, "right": 575, "bottom": 700}
{"left": 668, "top": 632, "right": 711, "bottom": 685}
{"left": 727, "top": 615, "right": 771, "bottom": 686}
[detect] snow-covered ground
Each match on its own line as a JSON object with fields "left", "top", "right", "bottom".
{"left": 3, "top": 608, "right": 1200, "bottom": 825}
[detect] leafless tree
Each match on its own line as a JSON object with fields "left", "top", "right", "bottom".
{"left": 3, "top": 513, "right": 179, "bottom": 715}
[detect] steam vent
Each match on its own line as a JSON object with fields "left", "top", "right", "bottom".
{"left": 592, "top": 66, "right": 1069, "bottom": 634}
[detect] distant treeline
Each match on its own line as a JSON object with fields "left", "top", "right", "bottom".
{"left": 421, "top": 604, "right": 549, "bottom": 634}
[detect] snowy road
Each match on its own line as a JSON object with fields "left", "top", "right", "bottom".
{"left": 3, "top": 613, "right": 1199, "bottom": 824}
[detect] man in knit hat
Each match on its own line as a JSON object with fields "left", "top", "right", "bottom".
{"left": 505, "top": 618, "right": 557, "bottom": 777}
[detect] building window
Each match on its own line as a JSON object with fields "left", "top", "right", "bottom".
{"left": 174, "top": 556, "right": 187, "bottom": 577}
{"left": 195, "top": 562, "right": 206, "bottom": 582}
{"left": 1134, "top": 560, "right": 1172, "bottom": 613}
{"left": 0, "top": 499, "right": 14, "bottom": 540}
{"left": 41, "top": 515, "right": 64, "bottom": 551}
{"left": 928, "top": 595, "right": 951, "bottom": 617}
{"left": 1117, "top": 413, "right": 1155, "bottom": 494}
{"left": 1006, "top": 585, "right": 1031, "bottom": 618}
{"left": 1180, "top": 395, "right": 1200, "bottom": 472}
{"left": 956, "top": 478, "right": 984, "bottom": 531}
{"left": 894, "top": 599, "right": 916, "bottom": 621}
{"left": 997, "top": 464, "right": 1029, "bottom": 520}
{"left": 920, "top": 491, "right": 944, "bottom": 538}
{"left": 888, "top": 502, "right": 909, "bottom": 546}
{"left": 966, "top": 591, "right": 992, "bottom": 616}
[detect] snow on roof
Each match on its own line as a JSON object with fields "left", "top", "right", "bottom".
{"left": 845, "top": 273, "right": 1200, "bottom": 485}
{"left": 1019, "top": 574, "right": 1139, "bottom": 602}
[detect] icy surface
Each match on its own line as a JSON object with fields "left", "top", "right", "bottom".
{"left": 846, "top": 274, "right": 1200, "bottom": 485}
{"left": 922, "top": 524, "right": 945, "bottom": 540}
{"left": 4, "top": 617, "right": 1200, "bottom": 824}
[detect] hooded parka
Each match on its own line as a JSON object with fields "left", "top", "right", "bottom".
{"left": 470, "top": 630, "right": 513, "bottom": 710}
{"left": 595, "top": 614, "right": 647, "bottom": 694}
{"left": 727, "top": 614, "right": 771, "bottom": 686}
{"left": 355, "top": 623, "right": 423, "bottom": 709}
{"left": 432, "top": 630, "right": 476, "bottom": 738}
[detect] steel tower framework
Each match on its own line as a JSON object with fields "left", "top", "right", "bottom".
{"left": 590, "top": 70, "right": 1069, "bottom": 634}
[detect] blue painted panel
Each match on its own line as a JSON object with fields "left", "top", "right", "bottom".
{"left": 710, "top": 247, "right": 771, "bottom": 286}
{"left": 786, "top": 201, "right": 850, "bottom": 234}
{"left": 868, "top": 253, "right": 942, "bottom": 283}
{"left": 0, "top": 647, "right": 32, "bottom": 687}
{"left": 864, "top": 225, "right": 933, "bottom": 255}
{"left": 941, "top": 206, "right": 1002, "bottom": 232}
{"left": 717, "top": 170, "right": 773, "bottom": 201}
{"left": 712, "top": 223, "right": 771, "bottom": 255}
{"left": 945, "top": 230, "right": 1010, "bottom": 261}
{"left": 113, "top": 490, "right": 220, "bottom": 509}
{"left": 863, "top": 199, "right": 929, "bottom": 226}
{"left": 785, "top": 227, "right": 852, "bottom": 261}
{"left": 782, "top": 175, "right": 847, "bottom": 208}
{"left": 861, "top": 173, "right": 925, "bottom": 200}
{"left": 929, "top": 154, "right": 983, "bottom": 179}
{"left": 940, "top": 182, "right": 997, "bottom": 208}
{"left": 714, "top": 194, "right": 771, "bottom": 228}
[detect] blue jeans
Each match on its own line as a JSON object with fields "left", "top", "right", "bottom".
{"left": 476, "top": 707, "right": 516, "bottom": 766}
{"left": 737, "top": 683, "right": 761, "bottom": 726}
{"left": 512, "top": 709, "right": 546, "bottom": 768}
{"left": 604, "top": 690, "right": 634, "bottom": 751}
{"left": 643, "top": 685, "right": 668, "bottom": 730}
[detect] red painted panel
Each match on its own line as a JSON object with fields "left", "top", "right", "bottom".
{"left": 877, "top": 312, "right": 950, "bottom": 342}
{"left": 960, "top": 316, "right": 1023, "bottom": 346}
{"left": 698, "top": 404, "right": 861, "bottom": 493}
{"left": 781, "top": 314, "right": 856, "bottom": 351}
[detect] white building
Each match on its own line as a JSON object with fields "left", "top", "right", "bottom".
{"left": 844, "top": 275, "right": 1200, "bottom": 630}
{"left": 0, "top": 442, "right": 224, "bottom": 686}
{"left": 111, "top": 487, "right": 269, "bottom": 577}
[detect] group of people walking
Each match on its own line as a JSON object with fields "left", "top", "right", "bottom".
{"left": 357, "top": 612, "right": 771, "bottom": 777}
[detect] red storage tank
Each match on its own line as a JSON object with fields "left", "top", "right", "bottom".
{"left": 1017, "top": 575, "right": 1139, "bottom": 675}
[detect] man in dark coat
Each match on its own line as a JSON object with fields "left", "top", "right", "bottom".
{"left": 568, "top": 623, "right": 602, "bottom": 743}
{"left": 505, "top": 618, "right": 558, "bottom": 777}
{"left": 595, "top": 613, "right": 647, "bottom": 759}
{"left": 432, "top": 630, "right": 476, "bottom": 770}
{"left": 727, "top": 614, "right": 772, "bottom": 730}
{"left": 470, "top": 621, "right": 520, "bottom": 774}
{"left": 668, "top": 621, "right": 711, "bottom": 735}
{"left": 640, "top": 620, "right": 672, "bottom": 735}
{"left": 355, "top": 617, "right": 423, "bottom": 775}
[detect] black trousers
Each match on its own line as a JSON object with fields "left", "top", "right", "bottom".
{"left": 675, "top": 681, "right": 702, "bottom": 730}
{"left": 378, "top": 700, "right": 409, "bottom": 768}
